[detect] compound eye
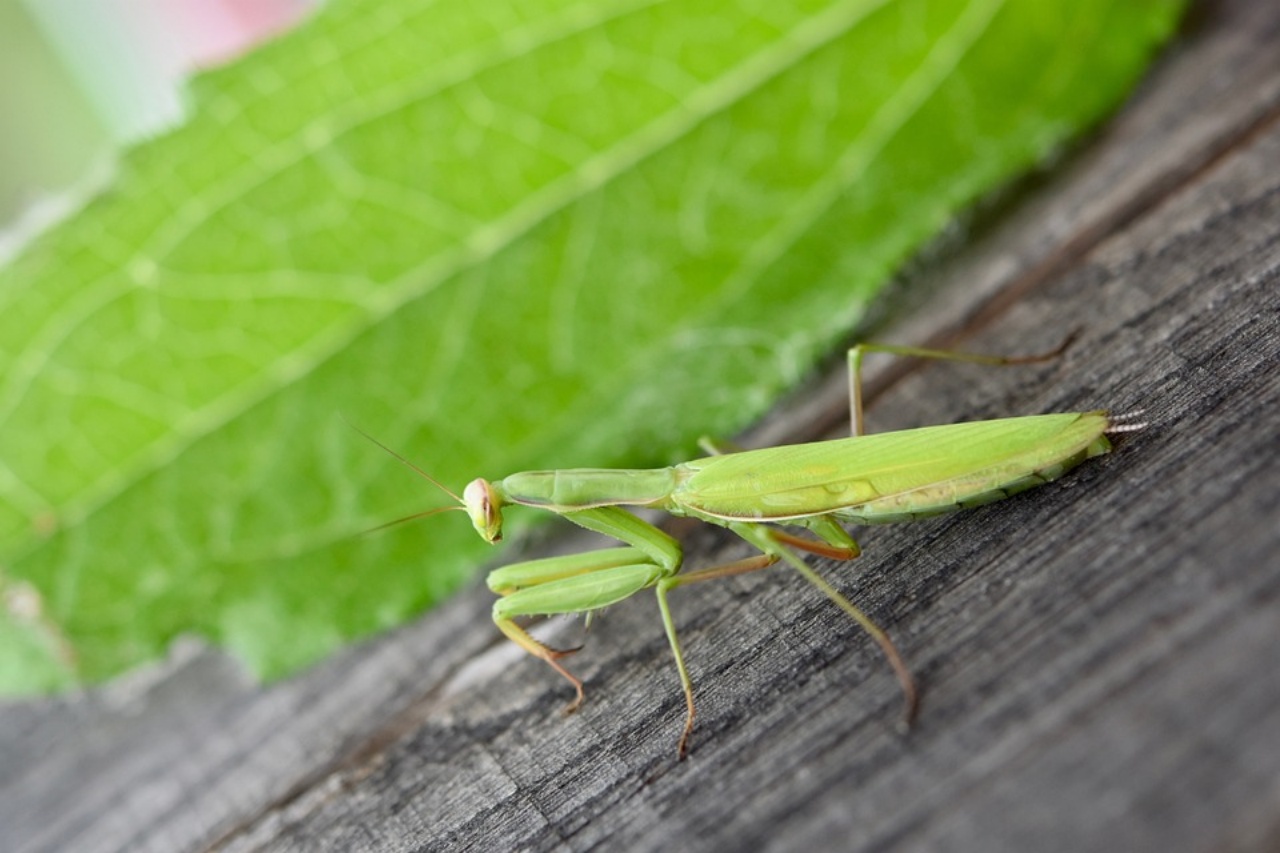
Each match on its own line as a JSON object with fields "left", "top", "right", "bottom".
{"left": 463, "top": 479, "right": 503, "bottom": 542}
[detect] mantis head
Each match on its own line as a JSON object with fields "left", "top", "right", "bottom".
{"left": 349, "top": 422, "right": 501, "bottom": 540}
{"left": 463, "top": 478, "right": 504, "bottom": 543}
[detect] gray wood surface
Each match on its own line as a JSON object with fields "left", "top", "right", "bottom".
{"left": 4, "top": 1, "right": 1278, "bottom": 850}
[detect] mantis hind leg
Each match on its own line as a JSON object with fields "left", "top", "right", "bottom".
{"left": 846, "top": 332, "right": 1078, "bottom": 436}
{"left": 776, "top": 515, "right": 861, "bottom": 560}
{"left": 733, "top": 522, "right": 919, "bottom": 726}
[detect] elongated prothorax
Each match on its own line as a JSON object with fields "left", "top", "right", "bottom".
{"left": 495, "top": 468, "right": 680, "bottom": 511}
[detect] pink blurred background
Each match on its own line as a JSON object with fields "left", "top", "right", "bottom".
{"left": 0, "top": 0, "right": 317, "bottom": 254}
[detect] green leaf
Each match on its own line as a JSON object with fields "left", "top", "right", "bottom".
{"left": 0, "top": 0, "right": 1184, "bottom": 691}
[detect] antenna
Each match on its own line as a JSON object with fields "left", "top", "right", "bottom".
{"left": 344, "top": 417, "right": 464, "bottom": 504}
{"left": 362, "top": 504, "right": 466, "bottom": 536}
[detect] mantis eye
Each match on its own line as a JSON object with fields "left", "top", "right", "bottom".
{"left": 463, "top": 479, "right": 503, "bottom": 543}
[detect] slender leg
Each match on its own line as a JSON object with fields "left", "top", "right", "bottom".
{"left": 651, "top": 516, "right": 869, "bottom": 757}
{"left": 733, "top": 523, "right": 919, "bottom": 726}
{"left": 771, "top": 518, "right": 860, "bottom": 560}
{"left": 655, "top": 552, "right": 781, "bottom": 758}
{"left": 847, "top": 331, "right": 1078, "bottom": 436}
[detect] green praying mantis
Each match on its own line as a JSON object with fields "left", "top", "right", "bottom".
{"left": 368, "top": 336, "right": 1145, "bottom": 758}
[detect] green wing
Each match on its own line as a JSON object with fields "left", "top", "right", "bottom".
{"left": 672, "top": 413, "right": 1110, "bottom": 521}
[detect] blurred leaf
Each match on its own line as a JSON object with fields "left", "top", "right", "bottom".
{"left": 0, "top": 0, "right": 1184, "bottom": 691}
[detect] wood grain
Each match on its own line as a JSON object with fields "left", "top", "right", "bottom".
{"left": 3, "top": 1, "right": 1278, "bottom": 850}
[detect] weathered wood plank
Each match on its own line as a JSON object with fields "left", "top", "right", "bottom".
{"left": 3, "top": 1, "right": 1278, "bottom": 851}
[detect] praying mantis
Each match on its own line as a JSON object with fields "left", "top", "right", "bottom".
{"left": 369, "top": 337, "right": 1145, "bottom": 758}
